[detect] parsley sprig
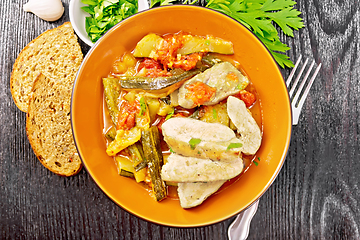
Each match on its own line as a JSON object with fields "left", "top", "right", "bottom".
{"left": 81, "top": 0, "right": 138, "bottom": 43}
{"left": 205, "top": 0, "right": 304, "bottom": 68}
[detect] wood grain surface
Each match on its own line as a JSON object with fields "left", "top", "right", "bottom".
{"left": 1, "top": 0, "right": 359, "bottom": 239}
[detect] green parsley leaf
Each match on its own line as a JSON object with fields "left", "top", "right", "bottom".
{"left": 253, "top": 157, "right": 261, "bottom": 166}
{"left": 82, "top": 0, "right": 97, "bottom": 5}
{"left": 204, "top": 0, "right": 304, "bottom": 68}
{"left": 226, "top": 142, "right": 243, "bottom": 151}
{"left": 81, "top": 6, "right": 95, "bottom": 14}
{"left": 236, "top": 83, "right": 244, "bottom": 90}
{"left": 165, "top": 108, "right": 175, "bottom": 120}
{"left": 189, "top": 138, "right": 201, "bottom": 150}
{"left": 150, "top": 0, "right": 177, "bottom": 7}
{"left": 212, "top": 108, "right": 217, "bottom": 119}
{"left": 81, "top": 0, "right": 138, "bottom": 43}
{"left": 169, "top": 147, "right": 175, "bottom": 153}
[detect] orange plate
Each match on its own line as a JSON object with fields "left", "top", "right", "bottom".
{"left": 71, "top": 5, "right": 292, "bottom": 227}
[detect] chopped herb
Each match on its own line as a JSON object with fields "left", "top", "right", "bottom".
{"left": 169, "top": 147, "right": 175, "bottom": 153}
{"left": 165, "top": 108, "right": 175, "bottom": 120}
{"left": 226, "top": 142, "right": 243, "bottom": 151}
{"left": 212, "top": 108, "right": 217, "bottom": 119}
{"left": 139, "top": 97, "right": 146, "bottom": 116}
{"left": 253, "top": 157, "right": 261, "bottom": 166}
{"left": 205, "top": 39, "right": 211, "bottom": 45}
{"left": 197, "top": 151, "right": 201, "bottom": 154}
{"left": 189, "top": 138, "right": 201, "bottom": 150}
{"left": 236, "top": 84, "right": 244, "bottom": 90}
{"left": 150, "top": 0, "right": 177, "bottom": 7}
{"left": 81, "top": 0, "right": 138, "bottom": 43}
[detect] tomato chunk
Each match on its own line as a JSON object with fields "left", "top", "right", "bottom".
{"left": 155, "top": 33, "right": 202, "bottom": 71}
{"left": 234, "top": 90, "right": 256, "bottom": 108}
{"left": 172, "top": 53, "right": 203, "bottom": 71}
{"left": 138, "top": 58, "right": 170, "bottom": 77}
{"left": 116, "top": 100, "right": 140, "bottom": 130}
{"left": 185, "top": 81, "right": 216, "bottom": 106}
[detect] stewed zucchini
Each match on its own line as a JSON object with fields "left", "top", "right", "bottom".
{"left": 141, "top": 126, "right": 167, "bottom": 201}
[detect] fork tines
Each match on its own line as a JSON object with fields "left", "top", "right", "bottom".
{"left": 286, "top": 54, "right": 322, "bottom": 109}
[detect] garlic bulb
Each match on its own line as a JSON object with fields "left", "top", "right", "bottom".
{"left": 23, "top": 0, "right": 64, "bottom": 22}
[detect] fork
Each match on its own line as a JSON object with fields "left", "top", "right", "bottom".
{"left": 287, "top": 55, "right": 322, "bottom": 125}
{"left": 227, "top": 56, "right": 322, "bottom": 240}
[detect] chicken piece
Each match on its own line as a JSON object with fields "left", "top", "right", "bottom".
{"left": 178, "top": 62, "right": 249, "bottom": 109}
{"left": 227, "top": 96, "right": 262, "bottom": 155}
{"left": 161, "top": 153, "right": 243, "bottom": 182}
{"left": 161, "top": 117, "right": 243, "bottom": 162}
{"left": 177, "top": 180, "right": 226, "bottom": 208}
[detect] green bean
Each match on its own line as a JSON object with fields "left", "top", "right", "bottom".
{"left": 118, "top": 68, "right": 206, "bottom": 91}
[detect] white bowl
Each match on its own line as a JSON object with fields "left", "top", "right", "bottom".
{"left": 69, "top": 0, "right": 150, "bottom": 46}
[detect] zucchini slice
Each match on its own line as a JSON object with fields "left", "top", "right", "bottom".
{"left": 115, "top": 156, "right": 135, "bottom": 179}
{"left": 103, "top": 77, "right": 121, "bottom": 125}
{"left": 128, "top": 142, "right": 147, "bottom": 172}
{"left": 106, "top": 127, "right": 141, "bottom": 156}
{"left": 105, "top": 126, "right": 117, "bottom": 141}
{"left": 141, "top": 126, "right": 167, "bottom": 201}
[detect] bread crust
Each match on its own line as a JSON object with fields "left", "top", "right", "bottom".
{"left": 26, "top": 74, "right": 82, "bottom": 176}
{"left": 14, "top": 22, "right": 84, "bottom": 176}
{"left": 10, "top": 22, "right": 83, "bottom": 112}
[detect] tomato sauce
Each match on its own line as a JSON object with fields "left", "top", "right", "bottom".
{"left": 102, "top": 32, "right": 264, "bottom": 203}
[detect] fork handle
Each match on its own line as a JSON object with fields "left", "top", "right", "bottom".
{"left": 228, "top": 200, "right": 259, "bottom": 240}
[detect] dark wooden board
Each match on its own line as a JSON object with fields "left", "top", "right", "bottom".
{"left": 1, "top": 0, "right": 359, "bottom": 239}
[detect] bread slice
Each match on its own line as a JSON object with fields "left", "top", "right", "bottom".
{"left": 10, "top": 22, "right": 83, "bottom": 112}
{"left": 26, "top": 73, "right": 82, "bottom": 176}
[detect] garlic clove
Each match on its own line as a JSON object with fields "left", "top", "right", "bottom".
{"left": 23, "top": 0, "right": 64, "bottom": 22}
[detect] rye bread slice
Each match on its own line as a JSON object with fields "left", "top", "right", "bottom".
{"left": 26, "top": 73, "right": 82, "bottom": 176}
{"left": 10, "top": 22, "right": 83, "bottom": 112}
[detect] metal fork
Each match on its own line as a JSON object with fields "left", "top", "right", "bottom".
{"left": 287, "top": 55, "right": 322, "bottom": 125}
{"left": 228, "top": 56, "right": 322, "bottom": 240}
